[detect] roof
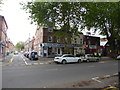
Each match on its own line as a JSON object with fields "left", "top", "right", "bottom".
{"left": 0, "top": 15, "right": 8, "bottom": 29}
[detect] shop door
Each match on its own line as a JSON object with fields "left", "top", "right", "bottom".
{"left": 48, "top": 47, "right": 52, "bottom": 55}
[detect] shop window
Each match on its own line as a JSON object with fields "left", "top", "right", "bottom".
{"left": 58, "top": 48, "right": 60, "bottom": 54}
{"left": 48, "top": 36, "right": 52, "bottom": 42}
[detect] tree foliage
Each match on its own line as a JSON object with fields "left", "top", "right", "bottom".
{"left": 15, "top": 41, "right": 24, "bottom": 51}
{"left": 0, "top": 0, "right": 3, "bottom": 9}
{"left": 21, "top": 2, "right": 120, "bottom": 55}
{"left": 82, "top": 2, "right": 120, "bottom": 55}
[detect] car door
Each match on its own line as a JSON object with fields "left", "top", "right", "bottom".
{"left": 70, "top": 55, "right": 76, "bottom": 62}
{"left": 63, "top": 55, "right": 70, "bottom": 63}
{"left": 88, "top": 54, "right": 92, "bottom": 61}
{"left": 91, "top": 54, "right": 95, "bottom": 61}
{"left": 68, "top": 55, "right": 73, "bottom": 62}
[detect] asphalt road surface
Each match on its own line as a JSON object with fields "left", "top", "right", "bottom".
{"left": 2, "top": 54, "right": 118, "bottom": 88}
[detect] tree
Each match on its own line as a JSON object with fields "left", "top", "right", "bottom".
{"left": 21, "top": 2, "right": 120, "bottom": 56}
{"left": 21, "top": 2, "right": 83, "bottom": 38}
{"left": 81, "top": 2, "right": 120, "bottom": 57}
{"left": 15, "top": 41, "right": 24, "bottom": 51}
{"left": 0, "top": 0, "right": 3, "bottom": 8}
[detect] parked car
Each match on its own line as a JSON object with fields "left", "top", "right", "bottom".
{"left": 29, "top": 52, "right": 38, "bottom": 60}
{"left": 116, "top": 55, "right": 120, "bottom": 60}
{"left": 24, "top": 52, "right": 29, "bottom": 58}
{"left": 54, "top": 54, "right": 82, "bottom": 64}
{"left": 81, "top": 54, "right": 100, "bottom": 62}
{"left": 14, "top": 51, "right": 18, "bottom": 55}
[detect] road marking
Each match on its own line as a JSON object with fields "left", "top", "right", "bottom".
{"left": 113, "top": 73, "right": 118, "bottom": 76}
{"left": 8, "top": 58, "right": 13, "bottom": 63}
{"left": 92, "top": 77, "right": 102, "bottom": 83}
{"left": 39, "top": 63, "right": 44, "bottom": 64}
{"left": 34, "top": 63, "right": 39, "bottom": 65}
{"left": 21, "top": 55, "right": 29, "bottom": 65}
{"left": 104, "top": 75, "right": 110, "bottom": 78}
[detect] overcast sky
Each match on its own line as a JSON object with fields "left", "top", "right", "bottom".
{"left": 0, "top": 0, "right": 37, "bottom": 45}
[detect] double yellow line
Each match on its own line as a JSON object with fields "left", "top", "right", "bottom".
{"left": 8, "top": 57, "right": 13, "bottom": 63}
{"left": 0, "top": 55, "right": 14, "bottom": 66}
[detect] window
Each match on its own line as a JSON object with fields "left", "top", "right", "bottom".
{"left": 84, "top": 41, "right": 86, "bottom": 45}
{"left": 74, "top": 38, "right": 77, "bottom": 44}
{"left": 88, "top": 41, "right": 91, "bottom": 45}
{"left": 57, "top": 37, "right": 60, "bottom": 43}
{"left": 48, "top": 36, "right": 52, "bottom": 42}
{"left": 48, "top": 29, "right": 53, "bottom": 32}
{"left": 58, "top": 48, "right": 60, "bottom": 54}
{"left": 80, "top": 39, "right": 83, "bottom": 44}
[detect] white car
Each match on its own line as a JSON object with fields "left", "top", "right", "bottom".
{"left": 81, "top": 54, "right": 100, "bottom": 62}
{"left": 116, "top": 55, "right": 120, "bottom": 60}
{"left": 54, "top": 54, "right": 82, "bottom": 64}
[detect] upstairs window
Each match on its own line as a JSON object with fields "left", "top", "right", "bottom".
{"left": 80, "top": 39, "right": 83, "bottom": 44}
{"left": 57, "top": 37, "right": 60, "bottom": 43}
{"left": 74, "top": 38, "right": 77, "bottom": 44}
{"left": 48, "top": 29, "right": 53, "bottom": 32}
{"left": 48, "top": 36, "right": 52, "bottom": 42}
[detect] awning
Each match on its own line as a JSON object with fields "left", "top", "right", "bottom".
{"left": 42, "top": 43, "right": 85, "bottom": 48}
{"left": 0, "top": 42, "right": 6, "bottom": 46}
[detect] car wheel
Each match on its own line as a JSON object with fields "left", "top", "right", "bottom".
{"left": 87, "top": 59, "right": 89, "bottom": 62}
{"left": 96, "top": 59, "right": 99, "bottom": 62}
{"left": 78, "top": 59, "right": 81, "bottom": 63}
{"left": 62, "top": 60, "right": 67, "bottom": 64}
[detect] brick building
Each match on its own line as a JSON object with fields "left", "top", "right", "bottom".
{"left": 33, "top": 26, "right": 85, "bottom": 57}
{"left": 0, "top": 15, "right": 8, "bottom": 59}
{"left": 83, "top": 35, "right": 100, "bottom": 54}
{"left": 6, "top": 40, "right": 14, "bottom": 55}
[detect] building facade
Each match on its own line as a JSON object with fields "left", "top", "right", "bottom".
{"left": 83, "top": 35, "right": 100, "bottom": 54}
{"left": 0, "top": 15, "right": 8, "bottom": 59}
{"left": 24, "top": 37, "right": 35, "bottom": 53}
{"left": 6, "top": 40, "right": 14, "bottom": 55}
{"left": 72, "top": 33, "right": 85, "bottom": 55}
{"left": 34, "top": 26, "right": 85, "bottom": 57}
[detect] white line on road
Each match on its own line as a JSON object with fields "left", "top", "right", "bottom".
{"left": 113, "top": 73, "right": 118, "bottom": 76}
{"left": 104, "top": 75, "right": 110, "bottom": 78}
{"left": 21, "top": 55, "right": 29, "bottom": 65}
{"left": 34, "top": 63, "right": 39, "bottom": 65}
{"left": 92, "top": 77, "right": 102, "bottom": 83}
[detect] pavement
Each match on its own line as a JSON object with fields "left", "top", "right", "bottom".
{"left": 49, "top": 73, "right": 119, "bottom": 89}
{"left": 0, "top": 55, "right": 116, "bottom": 66}
{"left": 36, "top": 56, "right": 116, "bottom": 64}
{"left": 0, "top": 54, "right": 13, "bottom": 66}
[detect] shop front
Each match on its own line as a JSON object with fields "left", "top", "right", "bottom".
{"left": 39, "top": 43, "right": 85, "bottom": 57}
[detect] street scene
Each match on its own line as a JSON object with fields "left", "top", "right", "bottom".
{"left": 0, "top": 0, "right": 120, "bottom": 90}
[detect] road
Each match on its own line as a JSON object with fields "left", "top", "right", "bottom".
{"left": 2, "top": 54, "right": 118, "bottom": 88}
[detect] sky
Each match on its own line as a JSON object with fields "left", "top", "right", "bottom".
{"left": 0, "top": 0, "right": 37, "bottom": 45}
